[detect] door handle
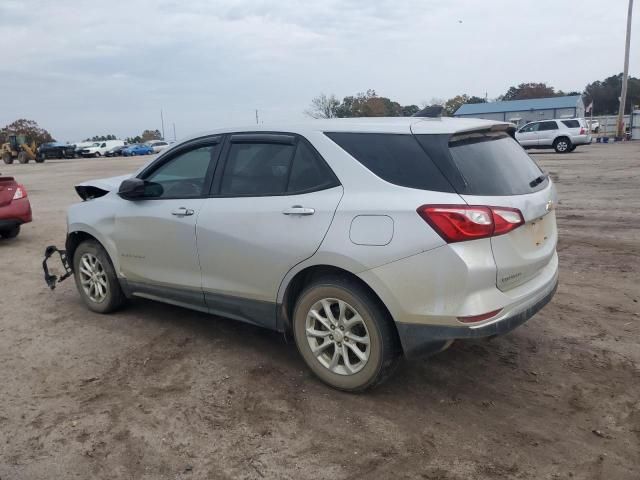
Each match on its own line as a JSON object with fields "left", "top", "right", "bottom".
{"left": 171, "top": 207, "right": 194, "bottom": 216}
{"left": 282, "top": 205, "right": 315, "bottom": 216}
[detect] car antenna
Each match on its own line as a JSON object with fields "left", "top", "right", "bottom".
{"left": 413, "top": 105, "right": 444, "bottom": 118}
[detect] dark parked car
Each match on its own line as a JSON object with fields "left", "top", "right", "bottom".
{"left": 105, "top": 145, "right": 128, "bottom": 157}
{"left": 37, "top": 142, "right": 76, "bottom": 161}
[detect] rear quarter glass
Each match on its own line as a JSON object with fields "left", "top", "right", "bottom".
{"left": 324, "top": 132, "right": 455, "bottom": 193}
{"left": 561, "top": 120, "right": 580, "bottom": 128}
{"left": 416, "top": 132, "right": 548, "bottom": 196}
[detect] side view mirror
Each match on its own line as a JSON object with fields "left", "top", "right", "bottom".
{"left": 118, "top": 178, "right": 163, "bottom": 200}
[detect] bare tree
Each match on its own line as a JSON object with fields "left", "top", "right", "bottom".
{"left": 305, "top": 93, "right": 340, "bottom": 119}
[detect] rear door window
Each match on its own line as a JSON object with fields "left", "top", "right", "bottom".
{"left": 324, "top": 132, "right": 454, "bottom": 192}
{"left": 287, "top": 141, "right": 337, "bottom": 193}
{"left": 220, "top": 142, "right": 296, "bottom": 196}
{"left": 441, "top": 132, "right": 547, "bottom": 196}
{"left": 537, "top": 121, "right": 558, "bottom": 131}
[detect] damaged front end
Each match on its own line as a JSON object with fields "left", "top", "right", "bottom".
{"left": 43, "top": 245, "right": 73, "bottom": 290}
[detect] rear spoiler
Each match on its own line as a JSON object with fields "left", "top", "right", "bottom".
{"left": 451, "top": 123, "right": 517, "bottom": 139}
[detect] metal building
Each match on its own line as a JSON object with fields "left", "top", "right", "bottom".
{"left": 454, "top": 95, "right": 585, "bottom": 127}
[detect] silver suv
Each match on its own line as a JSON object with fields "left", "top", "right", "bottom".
{"left": 515, "top": 118, "right": 591, "bottom": 153}
{"left": 44, "top": 118, "right": 558, "bottom": 391}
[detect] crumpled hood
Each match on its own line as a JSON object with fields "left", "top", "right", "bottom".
{"left": 76, "top": 174, "right": 130, "bottom": 192}
{"left": 74, "top": 174, "right": 131, "bottom": 200}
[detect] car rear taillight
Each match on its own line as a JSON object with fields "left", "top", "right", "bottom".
{"left": 579, "top": 127, "right": 586, "bottom": 135}
{"left": 417, "top": 205, "right": 524, "bottom": 243}
{"left": 12, "top": 185, "right": 27, "bottom": 200}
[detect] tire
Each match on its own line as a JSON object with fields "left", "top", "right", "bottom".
{"left": 17, "top": 152, "right": 29, "bottom": 164}
{"left": 73, "top": 240, "right": 125, "bottom": 314}
{"left": 94, "top": 152, "right": 101, "bottom": 158}
{"left": 553, "top": 137, "right": 571, "bottom": 153}
{"left": 0, "top": 225, "right": 20, "bottom": 239}
{"left": 293, "top": 276, "right": 401, "bottom": 392}
{"left": 36, "top": 155, "right": 45, "bottom": 163}
{"left": 2, "top": 153, "right": 13, "bottom": 164}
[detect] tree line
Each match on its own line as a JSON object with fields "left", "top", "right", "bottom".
{"left": 306, "top": 73, "right": 640, "bottom": 119}
{"left": 0, "top": 120, "right": 164, "bottom": 147}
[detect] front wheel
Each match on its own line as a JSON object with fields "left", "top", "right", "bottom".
{"left": 293, "top": 277, "right": 401, "bottom": 392}
{"left": 553, "top": 137, "right": 572, "bottom": 153}
{"left": 73, "top": 240, "right": 125, "bottom": 314}
{"left": 2, "top": 152, "right": 13, "bottom": 164}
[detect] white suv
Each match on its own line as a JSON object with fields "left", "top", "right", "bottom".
{"left": 43, "top": 118, "right": 558, "bottom": 391}
{"left": 515, "top": 118, "right": 591, "bottom": 153}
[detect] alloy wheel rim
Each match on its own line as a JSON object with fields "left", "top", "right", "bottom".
{"left": 78, "top": 253, "right": 108, "bottom": 303}
{"left": 305, "top": 298, "right": 371, "bottom": 376}
{"left": 558, "top": 141, "right": 568, "bottom": 151}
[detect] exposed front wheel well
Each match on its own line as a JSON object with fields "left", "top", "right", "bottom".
{"left": 280, "top": 265, "right": 402, "bottom": 350}
{"left": 65, "top": 231, "right": 101, "bottom": 270}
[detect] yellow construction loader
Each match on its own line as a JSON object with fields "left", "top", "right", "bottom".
{"left": 1, "top": 135, "right": 38, "bottom": 164}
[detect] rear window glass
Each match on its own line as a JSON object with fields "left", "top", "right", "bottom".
{"left": 444, "top": 132, "right": 547, "bottom": 196}
{"left": 561, "top": 120, "right": 580, "bottom": 128}
{"left": 324, "top": 132, "right": 454, "bottom": 192}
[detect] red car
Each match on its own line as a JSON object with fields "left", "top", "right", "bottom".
{"left": 0, "top": 174, "right": 32, "bottom": 238}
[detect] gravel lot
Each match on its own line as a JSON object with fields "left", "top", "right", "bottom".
{"left": 1, "top": 143, "right": 639, "bottom": 479}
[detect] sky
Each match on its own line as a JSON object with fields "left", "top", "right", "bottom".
{"left": 1, "top": 0, "right": 637, "bottom": 142}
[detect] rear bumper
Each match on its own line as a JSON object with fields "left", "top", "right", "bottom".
{"left": 396, "top": 279, "right": 557, "bottom": 357}
{"left": 358, "top": 240, "right": 559, "bottom": 358}
{"left": 572, "top": 134, "right": 592, "bottom": 145}
{"left": 0, "top": 198, "right": 32, "bottom": 225}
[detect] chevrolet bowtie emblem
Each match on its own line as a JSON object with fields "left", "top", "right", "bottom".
{"left": 546, "top": 200, "right": 555, "bottom": 212}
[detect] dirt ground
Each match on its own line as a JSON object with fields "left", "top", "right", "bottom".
{"left": 1, "top": 143, "right": 639, "bottom": 480}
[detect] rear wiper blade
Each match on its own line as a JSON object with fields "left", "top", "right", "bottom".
{"left": 529, "top": 173, "right": 548, "bottom": 188}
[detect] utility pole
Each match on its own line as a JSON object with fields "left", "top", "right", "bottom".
{"left": 617, "top": 0, "right": 634, "bottom": 139}
{"left": 160, "top": 108, "right": 166, "bottom": 140}
{"left": 255, "top": 109, "right": 259, "bottom": 125}
{"left": 172, "top": 123, "right": 176, "bottom": 142}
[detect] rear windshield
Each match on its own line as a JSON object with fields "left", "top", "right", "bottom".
{"left": 561, "top": 120, "right": 580, "bottom": 128}
{"left": 324, "top": 132, "right": 454, "bottom": 192}
{"left": 444, "top": 132, "right": 547, "bottom": 196}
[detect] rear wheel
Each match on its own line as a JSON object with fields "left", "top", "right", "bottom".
{"left": 0, "top": 225, "right": 20, "bottom": 239}
{"left": 35, "top": 154, "right": 45, "bottom": 163}
{"left": 293, "top": 277, "right": 401, "bottom": 392}
{"left": 2, "top": 152, "right": 13, "bottom": 164}
{"left": 94, "top": 152, "right": 101, "bottom": 158}
{"left": 73, "top": 240, "right": 125, "bottom": 314}
{"left": 17, "top": 152, "right": 29, "bottom": 164}
{"left": 553, "top": 137, "right": 571, "bottom": 153}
